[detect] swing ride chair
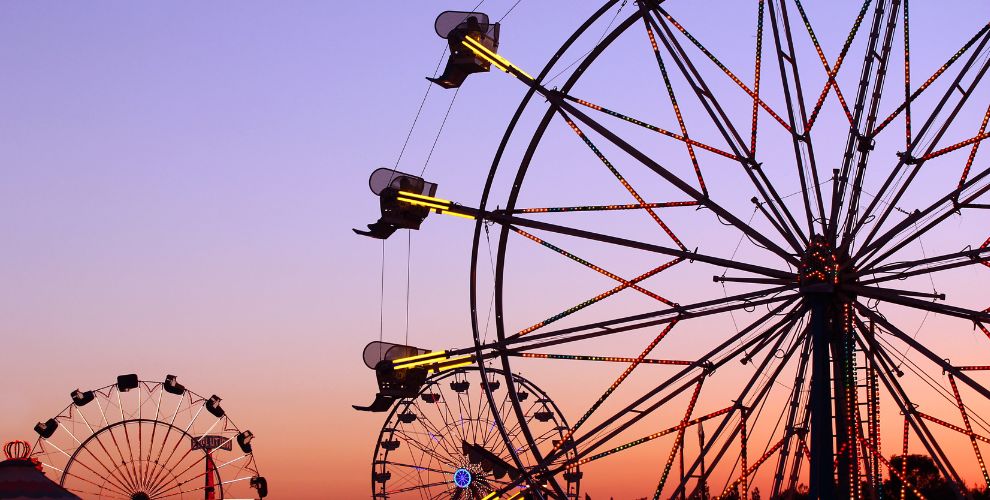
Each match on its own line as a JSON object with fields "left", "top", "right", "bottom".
{"left": 353, "top": 168, "right": 439, "bottom": 240}
{"left": 31, "top": 374, "right": 268, "bottom": 499}
{"left": 428, "top": 11, "right": 501, "bottom": 89}
{"left": 353, "top": 341, "right": 433, "bottom": 412}
{"left": 356, "top": 1, "right": 990, "bottom": 499}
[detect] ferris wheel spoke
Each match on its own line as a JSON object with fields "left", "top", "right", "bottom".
{"left": 850, "top": 284, "right": 990, "bottom": 323}
{"left": 548, "top": 320, "right": 680, "bottom": 455}
{"left": 856, "top": 303, "right": 990, "bottom": 406}
{"left": 516, "top": 352, "right": 692, "bottom": 366}
{"left": 560, "top": 93, "right": 739, "bottom": 162}
{"left": 854, "top": 321, "right": 970, "bottom": 490}
{"left": 636, "top": 6, "right": 708, "bottom": 197}
{"left": 62, "top": 465, "right": 134, "bottom": 498}
{"left": 649, "top": 5, "right": 791, "bottom": 135}
{"left": 554, "top": 94, "right": 803, "bottom": 264}
{"left": 792, "top": 0, "right": 864, "bottom": 131}
{"left": 859, "top": 245, "right": 990, "bottom": 281}
{"left": 852, "top": 31, "right": 990, "bottom": 254}
{"left": 832, "top": 0, "right": 902, "bottom": 253}
{"left": 510, "top": 226, "right": 677, "bottom": 306}
{"left": 75, "top": 441, "right": 140, "bottom": 494}
{"left": 508, "top": 200, "right": 701, "bottom": 214}
{"left": 555, "top": 110, "right": 689, "bottom": 251}
{"left": 393, "top": 427, "right": 459, "bottom": 469}
{"left": 411, "top": 398, "right": 465, "bottom": 463}
{"left": 673, "top": 315, "right": 808, "bottom": 499}
{"left": 770, "top": 332, "right": 813, "bottom": 497}
{"left": 764, "top": 0, "right": 828, "bottom": 238}
{"left": 652, "top": 14, "right": 807, "bottom": 254}
{"left": 855, "top": 165, "right": 990, "bottom": 270}
{"left": 145, "top": 401, "right": 207, "bottom": 490}
{"left": 651, "top": 378, "right": 704, "bottom": 495}
{"left": 871, "top": 21, "right": 990, "bottom": 138}
{"left": 958, "top": 102, "right": 990, "bottom": 189}
{"left": 646, "top": 7, "right": 811, "bottom": 251}
{"left": 93, "top": 390, "right": 139, "bottom": 489}
{"left": 57, "top": 423, "right": 134, "bottom": 492}
{"left": 476, "top": 204, "right": 797, "bottom": 278}
{"left": 503, "top": 284, "right": 796, "bottom": 353}
{"left": 564, "top": 303, "right": 803, "bottom": 466}
{"left": 508, "top": 255, "right": 682, "bottom": 338}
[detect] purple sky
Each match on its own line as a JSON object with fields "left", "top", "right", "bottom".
{"left": 3, "top": 1, "right": 990, "bottom": 498}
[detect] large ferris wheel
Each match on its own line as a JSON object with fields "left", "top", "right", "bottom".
{"left": 356, "top": 1, "right": 990, "bottom": 498}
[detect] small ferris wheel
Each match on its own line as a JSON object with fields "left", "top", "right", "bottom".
{"left": 30, "top": 374, "right": 267, "bottom": 500}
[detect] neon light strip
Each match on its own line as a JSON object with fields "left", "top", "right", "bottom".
{"left": 563, "top": 95, "right": 738, "bottom": 161}
{"left": 859, "top": 436, "right": 928, "bottom": 500}
{"left": 901, "top": 417, "right": 909, "bottom": 500}
{"left": 566, "top": 406, "right": 732, "bottom": 468}
{"left": 873, "top": 21, "right": 990, "bottom": 137}
{"left": 750, "top": 0, "right": 766, "bottom": 154}
{"left": 659, "top": 10, "right": 791, "bottom": 133}
{"left": 460, "top": 37, "right": 534, "bottom": 81}
{"left": 920, "top": 131, "right": 990, "bottom": 162}
{"left": 511, "top": 227, "right": 675, "bottom": 306}
{"left": 519, "top": 353, "right": 692, "bottom": 365}
{"left": 654, "top": 380, "right": 704, "bottom": 495}
{"left": 794, "top": 0, "right": 866, "bottom": 130}
{"left": 948, "top": 374, "right": 990, "bottom": 485}
{"left": 640, "top": 17, "right": 707, "bottom": 194}
{"left": 436, "top": 357, "right": 474, "bottom": 372}
{"left": 916, "top": 412, "right": 990, "bottom": 443}
{"left": 515, "top": 257, "right": 682, "bottom": 336}
{"left": 397, "top": 191, "right": 452, "bottom": 205}
{"left": 397, "top": 197, "right": 448, "bottom": 211}
{"left": 560, "top": 113, "right": 687, "bottom": 250}
{"left": 959, "top": 101, "right": 990, "bottom": 189}
{"left": 516, "top": 201, "right": 699, "bottom": 214}
{"left": 719, "top": 435, "right": 787, "bottom": 498}
{"left": 392, "top": 350, "right": 448, "bottom": 370}
{"left": 551, "top": 321, "right": 681, "bottom": 461}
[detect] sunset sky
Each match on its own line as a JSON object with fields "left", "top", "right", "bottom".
{"left": 3, "top": 1, "right": 990, "bottom": 498}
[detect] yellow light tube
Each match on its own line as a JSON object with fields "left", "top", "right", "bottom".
{"left": 445, "top": 211, "right": 476, "bottom": 220}
{"left": 438, "top": 357, "right": 474, "bottom": 372}
{"left": 461, "top": 37, "right": 534, "bottom": 81}
{"left": 462, "top": 39, "right": 510, "bottom": 72}
{"left": 392, "top": 350, "right": 446, "bottom": 366}
{"left": 398, "top": 191, "right": 452, "bottom": 205}
{"left": 481, "top": 492, "right": 500, "bottom": 500}
{"left": 397, "top": 197, "right": 449, "bottom": 211}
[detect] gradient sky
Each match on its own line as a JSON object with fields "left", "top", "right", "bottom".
{"left": 3, "top": 1, "right": 990, "bottom": 498}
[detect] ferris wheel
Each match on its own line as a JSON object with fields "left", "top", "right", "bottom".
{"left": 357, "top": 1, "right": 990, "bottom": 498}
{"left": 30, "top": 374, "right": 267, "bottom": 500}
{"left": 368, "top": 363, "right": 579, "bottom": 499}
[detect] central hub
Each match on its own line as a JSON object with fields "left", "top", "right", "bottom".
{"left": 799, "top": 235, "right": 841, "bottom": 294}
{"left": 453, "top": 467, "right": 473, "bottom": 488}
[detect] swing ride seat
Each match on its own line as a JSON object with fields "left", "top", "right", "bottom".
{"left": 353, "top": 168, "right": 438, "bottom": 240}
{"left": 427, "top": 11, "right": 500, "bottom": 89}
{"left": 354, "top": 341, "right": 433, "bottom": 412}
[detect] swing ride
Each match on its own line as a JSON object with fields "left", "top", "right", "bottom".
{"left": 357, "top": 1, "right": 990, "bottom": 498}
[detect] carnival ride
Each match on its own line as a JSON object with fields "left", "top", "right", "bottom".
{"left": 357, "top": 2, "right": 990, "bottom": 499}
{"left": 31, "top": 375, "right": 267, "bottom": 499}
